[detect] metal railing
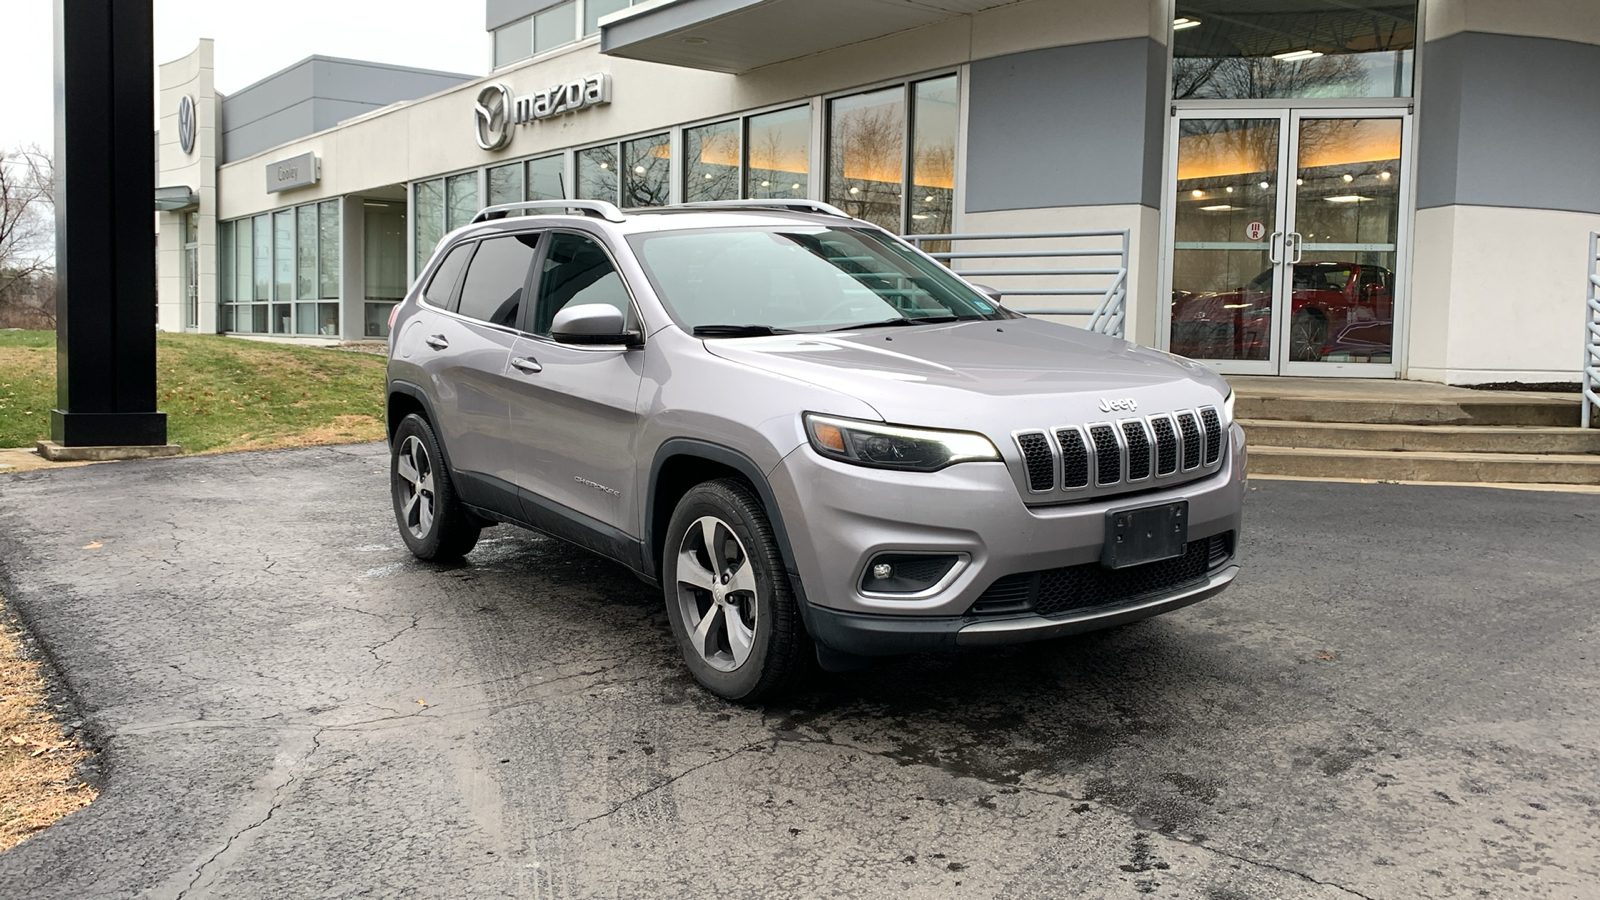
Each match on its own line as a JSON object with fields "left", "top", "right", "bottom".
{"left": 906, "top": 230, "right": 1131, "bottom": 338}
{"left": 1585, "top": 232, "right": 1600, "bottom": 428}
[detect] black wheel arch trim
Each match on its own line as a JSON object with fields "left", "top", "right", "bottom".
{"left": 645, "top": 439, "right": 802, "bottom": 583}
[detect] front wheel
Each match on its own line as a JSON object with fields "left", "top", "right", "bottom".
{"left": 391, "top": 413, "right": 480, "bottom": 561}
{"left": 662, "top": 479, "right": 808, "bottom": 701}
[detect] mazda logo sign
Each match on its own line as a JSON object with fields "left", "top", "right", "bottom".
{"left": 474, "top": 83, "right": 513, "bottom": 152}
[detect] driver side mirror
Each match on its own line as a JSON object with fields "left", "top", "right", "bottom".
{"left": 971, "top": 283, "right": 1005, "bottom": 307}
{"left": 550, "top": 303, "right": 640, "bottom": 346}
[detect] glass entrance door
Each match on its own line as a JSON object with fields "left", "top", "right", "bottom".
{"left": 1166, "top": 109, "right": 1409, "bottom": 376}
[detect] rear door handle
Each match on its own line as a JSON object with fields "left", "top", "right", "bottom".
{"left": 510, "top": 356, "right": 543, "bottom": 374}
{"left": 424, "top": 334, "right": 449, "bottom": 351}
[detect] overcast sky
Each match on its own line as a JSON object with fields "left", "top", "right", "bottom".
{"left": 0, "top": 0, "right": 488, "bottom": 153}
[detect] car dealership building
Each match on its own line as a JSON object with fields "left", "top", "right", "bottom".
{"left": 154, "top": 0, "right": 1600, "bottom": 385}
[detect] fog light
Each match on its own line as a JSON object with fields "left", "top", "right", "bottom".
{"left": 861, "top": 554, "right": 959, "bottom": 594}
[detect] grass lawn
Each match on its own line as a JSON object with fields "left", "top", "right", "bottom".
{"left": 0, "top": 331, "right": 386, "bottom": 453}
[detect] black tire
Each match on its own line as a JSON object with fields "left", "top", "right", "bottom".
{"left": 1289, "top": 309, "right": 1328, "bottom": 362}
{"left": 391, "top": 413, "right": 480, "bottom": 561}
{"left": 662, "top": 479, "right": 809, "bottom": 702}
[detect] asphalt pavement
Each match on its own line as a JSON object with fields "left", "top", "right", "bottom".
{"left": 0, "top": 443, "right": 1596, "bottom": 899}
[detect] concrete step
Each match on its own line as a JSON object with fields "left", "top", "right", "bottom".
{"left": 1249, "top": 446, "right": 1600, "bottom": 485}
{"left": 1234, "top": 394, "right": 1581, "bottom": 427}
{"left": 1242, "top": 420, "right": 1600, "bottom": 455}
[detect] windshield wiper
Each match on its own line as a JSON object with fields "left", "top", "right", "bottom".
{"left": 826, "top": 315, "right": 961, "bottom": 332}
{"left": 692, "top": 324, "right": 798, "bottom": 338}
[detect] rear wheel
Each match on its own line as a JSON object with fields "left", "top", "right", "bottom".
{"left": 1289, "top": 309, "right": 1328, "bottom": 362}
{"left": 391, "top": 413, "right": 480, "bottom": 561}
{"left": 662, "top": 479, "right": 807, "bottom": 701}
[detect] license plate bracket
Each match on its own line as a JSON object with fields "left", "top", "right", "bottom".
{"left": 1102, "top": 501, "right": 1188, "bottom": 569}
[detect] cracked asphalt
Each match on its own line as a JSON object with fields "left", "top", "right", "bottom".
{"left": 0, "top": 442, "right": 1597, "bottom": 898}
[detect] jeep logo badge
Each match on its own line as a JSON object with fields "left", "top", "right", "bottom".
{"left": 1099, "top": 397, "right": 1138, "bottom": 413}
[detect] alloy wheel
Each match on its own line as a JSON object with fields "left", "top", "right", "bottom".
{"left": 395, "top": 435, "right": 436, "bottom": 540}
{"left": 674, "top": 515, "right": 759, "bottom": 672}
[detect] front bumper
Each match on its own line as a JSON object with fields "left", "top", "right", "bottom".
{"left": 766, "top": 423, "right": 1247, "bottom": 654}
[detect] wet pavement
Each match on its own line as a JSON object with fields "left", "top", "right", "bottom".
{"left": 0, "top": 443, "right": 1596, "bottom": 899}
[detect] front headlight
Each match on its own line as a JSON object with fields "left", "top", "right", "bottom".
{"left": 1223, "top": 389, "right": 1236, "bottom": 424}
{"left": 803, "top": 413, "right": 1000, "bottom": 471}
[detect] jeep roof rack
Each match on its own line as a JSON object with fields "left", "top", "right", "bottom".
{"left": 471, "top": 200, "right": 626, "bottom": 224}
{"left": 674, "top": 199, "right": 851, "bottom": 218}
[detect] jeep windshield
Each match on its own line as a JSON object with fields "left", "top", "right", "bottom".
{"left": 627, "top": 226, "right": 1005, "bottom": 335}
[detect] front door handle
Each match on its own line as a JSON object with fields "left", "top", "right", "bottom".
{"left": 424, "top": 334, "right": 449, "bottom": 351}
{"left": 510, "top": 356, "right": 543, "bottom": 374}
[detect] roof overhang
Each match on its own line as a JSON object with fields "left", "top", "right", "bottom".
{"left": 154, "top": 185, "right": 199, "bottom": 211}
{"left": 601, "top": 0, "right": 1027, "bottom": 74}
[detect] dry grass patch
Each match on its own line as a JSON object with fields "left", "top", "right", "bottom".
{"left": 1, "top": 603, "right": 96, "bottom": 851}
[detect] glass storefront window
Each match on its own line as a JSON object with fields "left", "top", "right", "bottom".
{"left": 585, "top": 0, "right": 632, "bottom": 35}
{"left": 365, "top": 199, "right": 407, "bottom": 339}
{"left": 488, "top": 162, "right": 524, "bottom": 207}
{"left": 577, "top": 145, "right": 618, "bottom": 202}
{"left": 296, "top": 205, "right": 317, "bottom": 300}
{"left": 909, "top": 76, "right": 957, "bottom": 236}
{"left": 318, "top": 200, "right": 340, "bottom": 299}
{"left": 218, "top": 221, "right": 233, "bottom": 304}
{"left": 534, "top": 2, "right": 576, "bottom": 56}
{"left": 494, "top": 18, "right": 532, "bottom": 68}
{"left": 273, "top": 211, "right": 294, "bottom": 309}
{"left": 829, "top": 86, "right": 906, "bottom": 232}
{"left": 252, "top": 214, "right": 271, "bottom": 301}
{"left": 527, "top": 155, "right": 566, "bottom": 200}
{"left": 1173, "top": 1, "right": 1417, "bottom": 100}
{"left": 685, "top": 120, "right": 739, "bottom": 203}
{"left": 623, "top": 133, "right": 671, "bottom": 207}
{"left": 446, "top": 172, "right": 479, "bottom": 231}
{"left": 236, "top": 218, "right": 253, "bottom": 309}
{"left": 745, "top": 106, "right": 809, "bottom": 200}
{"left": 414, "top": 178, "right": 444, "bottom": 274}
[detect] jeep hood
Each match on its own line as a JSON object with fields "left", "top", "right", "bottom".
{"left": 701, "top": 318, "right": 1230, "bottom": 427}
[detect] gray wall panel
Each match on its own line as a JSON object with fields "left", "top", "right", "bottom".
{"left": 487, "top": 0, "right": 571, "bottom": 31}
{"left": 1417, "top": 32, "right": 1600, "bottom": 214}
{"left": 220, "top": 57, "right": 471, "bottom": 163}
{"left": 966, "top": 39, "right": 1165, "bottom": 213}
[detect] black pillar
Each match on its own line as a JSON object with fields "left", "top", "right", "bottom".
{"left": 50, "top": 0, "right": 167, "bottom": 447}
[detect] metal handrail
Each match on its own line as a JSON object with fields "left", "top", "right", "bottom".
{"left": 471, "top": 200, "right": 626, "bottom": 223}
{"left": 906, "top": 230, "right": 1131, "bottom": 337}
{"left": 1585, "top": 232, "right": 1600, "bottom": 428}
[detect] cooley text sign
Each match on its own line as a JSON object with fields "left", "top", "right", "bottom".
{"left": 266, "top": 152, "right": 320, "bottom": 193}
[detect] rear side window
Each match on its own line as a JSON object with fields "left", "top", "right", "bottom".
{"left": 424, "top": 242, "right": 475, "bottom": 308}
{"left": 532, "top": 233, "right": 631, "bottom": 336}
{"left": 457, "top": 234, "right": 541, "bottom": 328}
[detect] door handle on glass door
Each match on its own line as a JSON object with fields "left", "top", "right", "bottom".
{"left": 424, "top": 334, "right": 449, "bottom": 351}
{"left": 1269, "top": 231, "right": 1285, "bottom": 264}
{"left": 1289, "top": 233, "right": 1304, "bottom": 264}
{"left": 511, "top": 357, "right": 543, "bottom": 374}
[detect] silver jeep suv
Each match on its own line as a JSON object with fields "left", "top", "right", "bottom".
{"left": 386, "top": 199, "right": 1245, "bottom": 700}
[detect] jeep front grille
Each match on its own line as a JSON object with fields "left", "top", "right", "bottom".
{"left": 1011, "top": 406, "right": 1224, "bottom": 499}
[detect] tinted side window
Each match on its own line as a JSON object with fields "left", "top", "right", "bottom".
{"left": 424, "top": 242, "right": 475, "bottom": 309}
{"left": 534, "top": 233, "right": 631, "bottom": 336}
{"left": 457, "top": 234, "right": 540, "bottom": 328}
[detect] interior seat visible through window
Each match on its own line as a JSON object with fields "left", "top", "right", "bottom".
{"left": 534, "top": 232, "right": 631, "bottom": 335}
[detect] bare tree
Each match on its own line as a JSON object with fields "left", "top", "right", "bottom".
{"left": 0, "top": 144, "right": 55, "bottom": 326}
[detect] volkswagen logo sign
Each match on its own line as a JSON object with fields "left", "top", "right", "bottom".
{"left": 474, "top": 83, "right": 513, "bottom": 151}
{"left": 177, "top": 95, "right": 196, "bottom": 155}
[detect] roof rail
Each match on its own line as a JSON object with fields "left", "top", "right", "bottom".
{"left": 675, "top": 199, "right": 851, "bottom": 218}
{"left": 471, "top": 200, "right": 626, "bottom": 224}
